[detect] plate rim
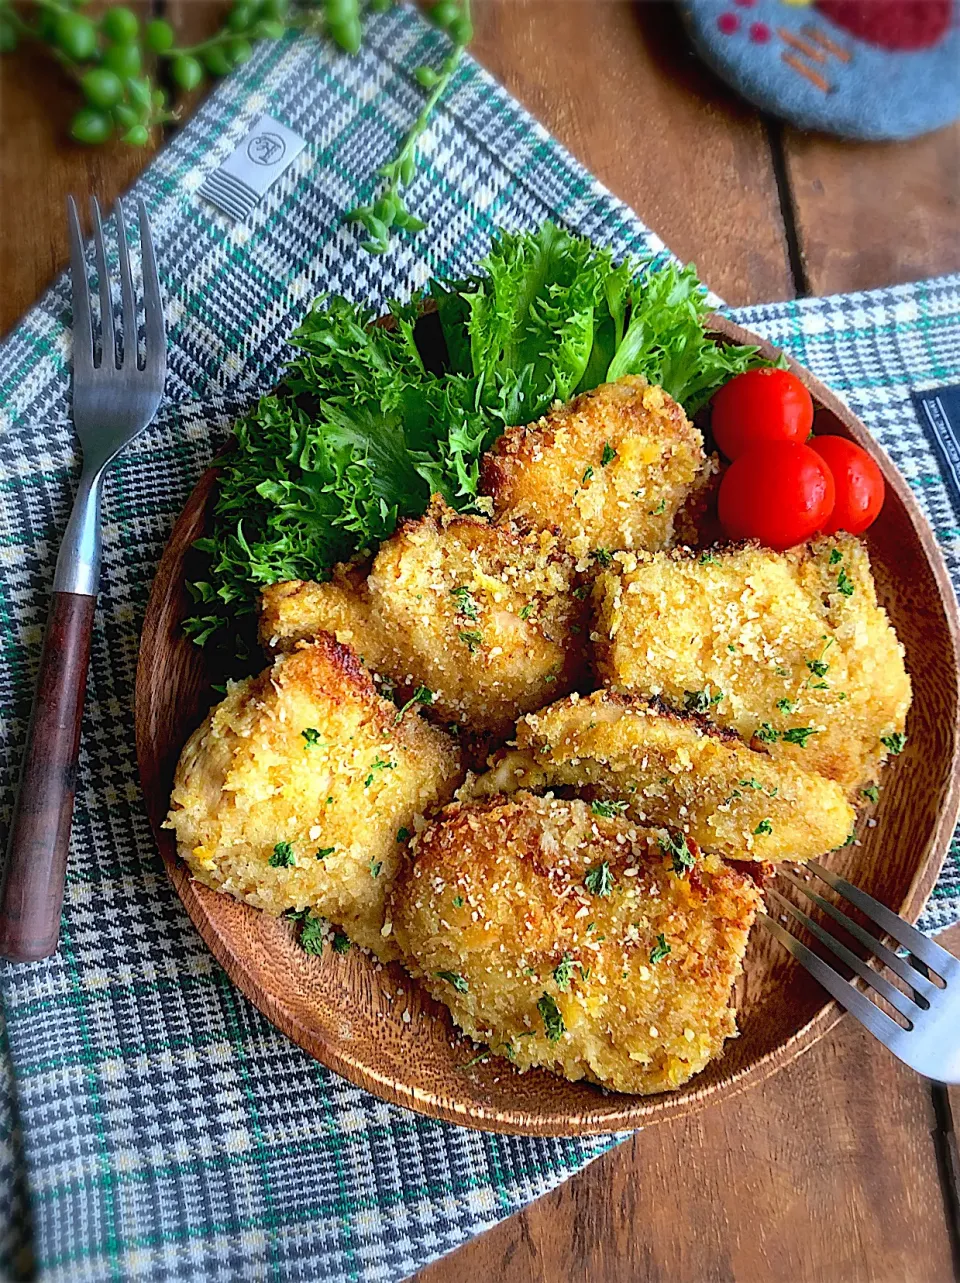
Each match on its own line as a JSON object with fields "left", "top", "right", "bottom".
{"left": 135, "top": 314, "right": 960, "bottom": 1136}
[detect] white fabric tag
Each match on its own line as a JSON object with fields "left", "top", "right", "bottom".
{"left": 198, "top": 114, "right": 307, "bottom": 221}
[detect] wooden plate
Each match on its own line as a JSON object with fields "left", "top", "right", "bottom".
{"left": 136, "top": 316, "right": 960, "bottom": 1136}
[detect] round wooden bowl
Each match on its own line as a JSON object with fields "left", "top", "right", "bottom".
{"left": 136, "top": 315, "right": 960, "bottom": 1136}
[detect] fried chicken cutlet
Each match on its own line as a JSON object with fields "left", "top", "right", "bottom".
{"left": 390, "top": 792, "right": 761, "bottom": 1094}
{"left": 479, "top": 376, "right": 705, "bottom": 563}
{"left": 467, "top": 691, "right": 853, "bottom": 861}
{"left": 259, "top": 497, "right": 587, "bottom": 736}
{"left": 166, "top": 636, "right": 462, "bottom": 960}
{"left": 592, "top": 536, "right": 911, "bottom": 794}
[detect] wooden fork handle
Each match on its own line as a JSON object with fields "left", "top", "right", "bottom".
{"left": 0, "top": 591, "right": 96, "bottom": 962}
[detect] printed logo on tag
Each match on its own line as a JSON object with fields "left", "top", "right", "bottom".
{"left": 198, "top": 114, "right": 306, "bottom": 222}
{"left": 912, "top": 384, "right": 960, "bottom": 512}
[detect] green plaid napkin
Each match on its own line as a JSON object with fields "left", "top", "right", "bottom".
{"left": 1, "top": 7, "right": 958, "bottom": 1280}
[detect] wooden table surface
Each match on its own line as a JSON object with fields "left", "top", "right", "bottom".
{"left": 2, "top": 3, "right": 960, "bottom": 1279}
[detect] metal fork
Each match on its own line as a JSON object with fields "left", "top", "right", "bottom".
{"left": 0, "top": 196, "right": 165, "bottom": 963}
{"left": 762, "top": 859, "right": 960, "bottom": 1082}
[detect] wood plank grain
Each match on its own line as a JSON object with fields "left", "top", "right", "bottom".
{"left": 416, "top": 1017, "right": 958, "bottom": 1283}
{"left": 0, "top": 2, "right": 160, "bottom": 338}
{"left": 939, "top": 923, "right": 960, "bottom": 1276}
{"left": 782, "top": 124, "right": 960, "bottom": 296}
{"left": 471, "top": 0, "right": 793, "bottom": 307}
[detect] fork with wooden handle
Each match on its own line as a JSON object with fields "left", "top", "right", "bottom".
{"left": 0, "top": 196, "right": 166, "bottom": 963}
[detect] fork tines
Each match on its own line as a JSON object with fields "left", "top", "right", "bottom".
{"left": 762, "top": 859, "right": 959, "bottom": 1082}
{"left": 67, "top": 195, "right": 165, "bottom": 378}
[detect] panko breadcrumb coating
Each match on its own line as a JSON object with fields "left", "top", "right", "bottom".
{"left": 593, "top": 535, "right": 911, "bottom": 794}
{"left": 491, "top": 691, "right": 854, "bottom": 861}
{"left": 391, "top": 792, "right": 761, "bottom": 1094}
{"left": 166, "top": 636, "right": 462, "bottom": 960}
{"left": 479, "top": 376, "right": 705, "bottom": 563}
{"left": 259, "top": 566, "right": 394, "bottom": 676}
{"left": 259, "top": 497, "right": 587, "bottom": 736}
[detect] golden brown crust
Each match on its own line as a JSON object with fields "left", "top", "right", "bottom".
{"left": 509, "top": 690, "right": 854, "bottom": 861}
{"left": 592, "top": 536, "right": 912, "bottom": 794}
{"left": 166, "top": 635, "right": 463, "bottom": 960}
{"left": 259, "top": 497, "right": 589, "bottom": 736}
{"left": 479, "top": 377, "right": 705, "bottom": 563}
{"left": 390, "top": 792, "right": 761, "bottom": 1094}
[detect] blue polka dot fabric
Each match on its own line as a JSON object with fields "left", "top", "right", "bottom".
{"left": 680, "top": 0, "right": 960, "bottom": 139}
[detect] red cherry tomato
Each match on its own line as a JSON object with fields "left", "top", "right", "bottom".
{"left": 809, "top": 435, "right": 885, "bottom": 535}
{"left": 718, "top": 441, "right": 835, "bottom": 550}
{"left": 711, "top": 367, "right": 815, "bottom": 460}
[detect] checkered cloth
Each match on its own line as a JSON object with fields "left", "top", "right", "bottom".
{"left": 1, "top": 8, "right": 958, "bottom": 1280}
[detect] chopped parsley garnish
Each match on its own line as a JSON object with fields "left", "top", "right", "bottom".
{"left": 458, "top": 629, "right": 483, "bottom": 653}
{"left": 862, "top": 786, "right": 880, "bottom": 803}
{"left": 782, "top": 726, "right": 818, "bottom": 747}
{"left": 591, "top": 548, "right": 613, "bottom": 567}
{"left": 331, "top": 932, "right": 351, "bottom": 955}
{"left": 739, "top": 778, "right": 763, "bottom": 790}
{"left": 836, "top": 568, "right": 855, "bottom": 597}
{"left": 684, "top": 689, "right": 722, "bottom": 714}
{"left": 369, "top": 859, "right": 382, "bottom": 878}
{"left": 316, "top": 846, "right": 335, "bottom": 861}
{"left": 377, "top": 674, "right": 396, "bottom": 701}
{"left": 581, "top": 465, "right": 594, "bottom": 485}
{"left": 537, "top": 994, "right": 566, "bottom": 1042}
{"left": 829, "top": 548, "right": 843, "bottom": 565}
{"left": 776, "top": 698, "right": 797, "bottom": 714}
{"left": 579, "top": 965, "right": 591, "bottom": 981}
{"left": 881, "top": 732, "right": 907, "bottom": 755}
{"left": 659, "top": 831, "right": 696, "bottom": 875}
{"left": 301, "top": 727, "right": 322, "bottom": 748}
{"left": 650, "top": 933, "right": 671, "bottom": 965}
{"left": 840, "top": 830, "right": 857, "bottom": 848}
{"left": 553, "top": 953, "right": 575, "bottom": 992}
{"left": 452, "top": 895, "right": 464, "bottom": 908}
{"left": 699, "top": 553, "right": 719, "bottom": 566}
{"left": 269, "top": 841, "right": 295, "bottom": 868}
{"left": 584, "top": 862, "right": 614, "bottom": 897}
{"left": 807, "top": 659, "right": 830, "bottom": 678}
{"left": 649, "top": 498, "right": 666, "bottom": 515}
{"left": 459, "top": 1049, "right": 492, "bottom": 1069}
{"left": 395, "top": 685, "right": 434, "bottom": 722}
{"left": 299, "top": 916, "right": 326, "bottom": 955}
{"left": 754, "top": 819, "right": 773, "bottom": 836}
{"left": 601, "top": 442, "right": 617, "bottom": 466}
{"left": 727, "top": 643, "right": 736, "bottom": 652}
{"left": 519, "top": 603, "right": 535, "bottom": 621}
{"left": 755, "top": 722, "right": 781, "bottom": 744}
{"left": 364, "top": 757, "right": 396, "bottom": 787}
{"left": 450, "top": 585, "right": 479, "bottom": 620}
{"left": 396, "top": 827, "right": 411, "bottom": 842}
{"left": 435, "top": 970, "right": 469, "bottom": 993}
{"left": 591, "top": 798, "right": 628, "bottom": 819}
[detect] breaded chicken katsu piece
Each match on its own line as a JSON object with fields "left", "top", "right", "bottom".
{"left": 479, "top": 376, "right": 705, "bottom": 563}
{"left": 491, "top": 691, "right": 854, "bottom": 861}
{"left": 259, "top": 497, "right": 587, "bottom": 736}
{"left": 166, "top": 637, "right": 462, "bottom": 960}
{"left": 259, "top": 565, "right": 392, "bottom": 673}
{"left": 390, "top": 792, "right": 761, "bottom": 1094}
{"left": 593, "top": 535, "right": 911, "bottom": 794}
